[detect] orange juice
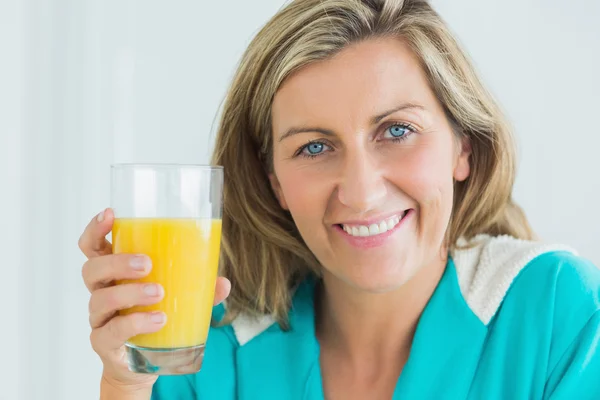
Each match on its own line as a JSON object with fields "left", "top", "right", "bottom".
{"left": 113, "top": 218, "right": 222, "bottom": 349}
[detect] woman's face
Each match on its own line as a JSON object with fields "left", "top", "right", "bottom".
{"left": 270, "top": 38, "right": 471, "bottom": 293}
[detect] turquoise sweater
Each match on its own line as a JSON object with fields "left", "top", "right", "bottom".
{"left": 151, "top": 238, "right": 600, "bottom": 399}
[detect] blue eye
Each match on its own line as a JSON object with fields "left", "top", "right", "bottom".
{"left": 296, "top": 141, "right": 331, "bottom": 159}
{"left": 306, "top": 142, "right": 324, "bottom": 155}
{"left": 388, "top": 124, "right": 410, "bottom": 138}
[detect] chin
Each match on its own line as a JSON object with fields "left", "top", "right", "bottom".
{"left": 331, "top": 261, "right": 419, "bottom": 294}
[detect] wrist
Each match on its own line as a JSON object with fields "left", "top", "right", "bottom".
{"left": 100, "top": 374, "right": 153, "bottom": 400}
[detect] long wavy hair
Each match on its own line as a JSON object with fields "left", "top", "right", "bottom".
{"left": 211, "top": 0, "right": 534, "bottom": 327}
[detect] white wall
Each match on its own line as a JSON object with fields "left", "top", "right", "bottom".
{"left": 0, "top": 0, "right": 23, "bottom": 399}
{"left": 432, "top": 0, "right": 600, "bottom": 267}
{"left": 2, "top": 0, "right": 598, "bottom": 399}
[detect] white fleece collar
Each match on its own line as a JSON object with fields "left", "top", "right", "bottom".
{"left": 451, "top": 234, "right": 575, "bottom": 324}
{"left": 230, "top": 235, "right": 576, "bottom": 346}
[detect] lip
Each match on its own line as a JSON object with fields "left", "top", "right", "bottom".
{"left": 334, "top": 209, "right": 414, "bottom": 249}
{"left": 335, "top": 210, "right": 409, "bottom": 227}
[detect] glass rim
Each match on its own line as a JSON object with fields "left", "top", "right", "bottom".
{"left": 111, "top": 163, "right": 223, "bottom": 170}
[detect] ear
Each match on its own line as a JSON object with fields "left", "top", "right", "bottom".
{"left": 269, "top": 173, "right": 289, "bottom": 210}
{"left": 453, "top": 136, "right": 471, "bottom": 182}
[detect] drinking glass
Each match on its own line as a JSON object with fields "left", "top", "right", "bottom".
{"left": 111, "top": 163, "right": 223, "bottom": 375}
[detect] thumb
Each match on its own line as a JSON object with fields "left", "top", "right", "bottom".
{"left": 213, "top": 277, "right": 231, "bottom": 306}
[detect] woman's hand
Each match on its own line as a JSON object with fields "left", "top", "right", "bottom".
{"left": 79, "top": 208, "right": 231, "bottom": 393}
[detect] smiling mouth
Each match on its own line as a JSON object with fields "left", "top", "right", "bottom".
{"left": 336, "top": 210, "right": 410, "bottom": 238}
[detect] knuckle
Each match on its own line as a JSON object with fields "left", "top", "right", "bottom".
{"left": 91, "top": 287, "right": 118, "bottom": 316}
{"left": 78, "top": 235, "right": 87, "bottom": 253}
{"left": 81, "top": 259, "right": 92, "bottom": 284}
{"left": 88, "top": 293, "right": 98, "bottom": 314}
{"left": 110, "top": 254, "right": 124, "bottom": 272}
{"left": 111, "top": 314, "right": 142, "bottom": 343}
{"left": 105, "top": 254, "right": 128, "bottom": 278}
{"left": 128, "top": 315, "right": 141, "bottom": 333}
{"left": 89, "top": 329, "right": 102, "bottom": 354}
{"left": 88, "top": 297, "right": 94, "bottom": 315}
{"left": 103, "top": 288, "right": 121, "bottom": 311}
{"left": 106, "top": 316, "right": 123, "bottom": 342}
{"left": 130, "top": 313, "right": 148, "bottom": 336}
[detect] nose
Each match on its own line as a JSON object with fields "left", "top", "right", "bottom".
{"left": 336, "top": 152, "right": 387, "bottom": 213}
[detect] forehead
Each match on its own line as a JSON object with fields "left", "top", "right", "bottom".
{"left": 272, "top": 38, "right": 436, "bottom": 131}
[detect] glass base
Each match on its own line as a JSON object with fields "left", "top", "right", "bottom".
{"left": 125, "top": 343, "right": 205, "bottom": 375}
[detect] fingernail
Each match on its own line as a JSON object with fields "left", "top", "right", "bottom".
{"left": 143, "top": 284, "right": 163, "bottom": 297}
{"left": 130, "top": 255, "right": 151, "bottom": 271}
{"left": 97, "top": 210, "right": 105, "bottom": 223}
{"left": 150, "top": 312, "right": 166, "bottom": 324}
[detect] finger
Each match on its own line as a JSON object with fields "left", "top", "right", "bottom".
{"left": 214, "top": 277, "right": 231, "bottom": 305}
{"left": 82, "top": 253, "right": 152, "bottom": 292}
{"left": 89, "top": 283, "right": 164, "bottom": 329}
{"left": 90, "top": 312, "right": 167, "bottom": 353}
{"left": 78, "top": 208, "right": 114, "bottom": 258}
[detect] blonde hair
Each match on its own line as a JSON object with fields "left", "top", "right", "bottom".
{"left": 211, "top": 0, "right": 534, "bottom": 327}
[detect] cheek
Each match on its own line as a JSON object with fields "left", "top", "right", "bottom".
{"left": 387, "top": 146, "right": 455, "bottom": 261}
{"left": 390, "top": 142, "right": 455, "bottom": 202}
{"left": 276, "top": 164, "right": 332, "bottom": 225}
{"left": 388, "top": 142, "right": 456, "bottom": 246}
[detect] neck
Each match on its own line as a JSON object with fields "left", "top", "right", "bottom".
{"left": 316, "top": 255, "right": 447, "bottom": 368}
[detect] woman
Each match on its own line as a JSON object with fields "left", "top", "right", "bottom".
{"left": 79, "top": 0, "right": 600, "bottom": 399}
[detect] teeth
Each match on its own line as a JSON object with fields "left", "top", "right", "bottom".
{"left": 368, "top": 224, "right": 380, "bottom": 235}
{"left": 342, "top": 214, "right": 405, "bottom": 238}
{"left": 386, "top": 218, "right": 395, "bottom": 231}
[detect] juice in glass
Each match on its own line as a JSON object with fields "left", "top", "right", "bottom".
{"left": 113, "top": 218, "right": 222, "bottom": 349}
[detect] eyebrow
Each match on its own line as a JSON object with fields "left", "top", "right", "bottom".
{"left": 278, "top": 102, "right": 425, "bottom": 142}
{"left": 371, "top": 102, "right": 424, "bottom": 124}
